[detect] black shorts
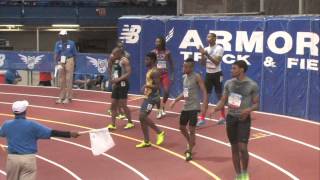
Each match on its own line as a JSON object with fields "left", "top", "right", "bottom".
{"left": 111, "top": 81, "right": 129, "bottom": 100}
{"left": 205, "top": 71, "right": 223, "bottom": 95}
{"left": 180, "top": 110, "right": 200, "bottom": 127}
{"left": 140, "top": 94, "right": 160, "bottom": 115}
{"left": 226, "top": 114, "right": 251, "bottom": 144}
{"left": 39, "top": 81, "right": 51, "bottom": 86}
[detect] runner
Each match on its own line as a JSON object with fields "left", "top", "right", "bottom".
{"left": 136, "top": 52, "right": 165, "bottom": 148}
{"left": 106, "top": 47, "right": 134, "bottom": 130}
{"left": 197, "top": 32, "right": 226, "bottom": 126}
{"left": 152, "top": 37, "right": 174, "bottom": 119}
{"left": 170, "top": 58, "right": 208, "bottom": 161}
{"left": 211, "top": 60, "right": 259, "bottom": 180}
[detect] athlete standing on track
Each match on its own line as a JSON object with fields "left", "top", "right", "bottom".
{"left": 198, "top": 33, "right": 226, "bottom": 126}
{"left": 136, "top": 52, "right": 165, "bottom": 148}
{"left": 211, "top": 61, "right": 259, "bottom": 180}
{"left": 152, "top": 37, "right": 174, "bottom": 119}
{"left": 106, "top": 47, "right": 134, "bottom": 130}
{"left": 170, "top": 58, "right": 208, "bottom": 161}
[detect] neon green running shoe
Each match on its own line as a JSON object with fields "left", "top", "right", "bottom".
{"left": 156, "top": 131, "right": 165, "bottom": 145}
{"left": 136, "top": 141, "right": 151, "bottom": 148}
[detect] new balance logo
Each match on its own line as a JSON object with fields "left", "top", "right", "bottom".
{"left": 119, "top": 24, "right": 142, "bottom": 44}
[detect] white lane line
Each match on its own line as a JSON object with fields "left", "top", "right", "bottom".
{"left": 0, "top": 102, "right": 299, "bottom": 180}
{"left": 1, "top": 84, "right": 318, "bottom": 125}
{"left": 0, "top": 145, "right": 81, "bottom": 180}
{"left": 0, "top": 91, "right": 318, "bottom": 151}
{"left": 51, "top": 138, "right": 149, "bottom": 180}
{"left": 0, "top": 170, "right": 6, "bottom": 175}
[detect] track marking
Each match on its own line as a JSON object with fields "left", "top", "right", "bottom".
{"left": 0, "top": 103, "right": 300, "bottom": 180}
{"left": 51, "top": 138, "right": 149, "bottom": 180}
{"left": 1, "top": 84, "right": 318, "bottom": 125}
{"left": 0, "top": 113, "right": 221, "bottom": 180}
{"left": 0, "top": 91, "right": 318, "bottom": 151}
{"left": 250, "top": 133, "right": 272, "bottom": 141}
{"left": 0, "top": 144, "right": 81, "bottom": 180}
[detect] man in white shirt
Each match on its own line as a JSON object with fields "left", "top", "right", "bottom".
{"left": 197, "top": 33, "right": 226, "bottom": 126}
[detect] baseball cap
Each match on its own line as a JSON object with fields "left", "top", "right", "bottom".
{"left": 59, "top": 30, "right": 68, "bottom": 35}
{"left": 12, "top": 100, "right": 29, "bottom": 114}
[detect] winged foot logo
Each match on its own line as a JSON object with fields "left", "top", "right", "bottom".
{"left": 18, "top": 54, "right": 45, "bottom": 69}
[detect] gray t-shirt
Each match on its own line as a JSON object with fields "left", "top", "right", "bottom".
{"left": 183, "top": 72, "right": 201, "bottom": 111}
{"left": 223, "top": 77, "right": 259, "bottom": 117}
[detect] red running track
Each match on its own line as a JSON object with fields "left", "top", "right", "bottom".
{"left": 0, "top": 84, "right": 319, "bottom": 180}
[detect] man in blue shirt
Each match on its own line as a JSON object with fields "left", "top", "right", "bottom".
{"left": 0, "top": 100, "right": 80, "bottom": 180}
{"left": 5, "top": 69, "right": 22, "bottom": 84}
{"left": 54, "top": 30, "right": 77, "bottom": 104}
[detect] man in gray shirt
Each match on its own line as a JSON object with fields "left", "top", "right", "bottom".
{"left": 212, "top": 60, "right": 259, "bottom": 180}
{"left": 170, "top": 58, "right": 208, "bottom": 161}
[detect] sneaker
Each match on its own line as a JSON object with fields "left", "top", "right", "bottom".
{"left": 156, "top": 110, "right": 162, "bottom": 119}
{"left": 241, "top": 172, "right": 250, "bottom": 180}
{"left": 196, "top": 120, "right": 205, "bottom": 127}
{"left": 185, "top": 150, "right": 193, "bottom": 161}
{"left": 62, "top": 99, "right": 70, "bottom": 104}
{"left": 136, "top": 141, "right": 151, "bottom": 148}
{"left": 217, "top": 117, "right": 226, "bottom": 125}
{"left": 235, "top": 174, "right": 242, "bottom": 180}
{"left": 107, "top": 124, "right": 117, "bottom": 130}
{"left": 156, "top": 131, "right": 165, "bottom": 145}
{"left": 124, "top": 123, "right": 134, "bottom": 129}
{"left": 161, "top": 108, "right": 166, "bottom": 116}
{"left": 107, "top": 109, "right": 112, "bottom": 116}
{"left": 55, "top": 99, "right": 63, "bottom": 104}
{"left": 117, "top": 114, "right": 126, "bottom": 120}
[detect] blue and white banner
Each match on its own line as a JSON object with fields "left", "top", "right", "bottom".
{"left": 0, "top": 51, "right": 109, "bottom": 76}
{"left": 118, "top": 15, "right": 320, "bottom": 121}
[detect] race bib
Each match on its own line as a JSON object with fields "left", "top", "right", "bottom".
{"left": 147, "top": 103, "right": 153, "bottom": 111}
{"left": 113, "top": 71, "right": 119, "bottom": 79}
{"left": 120, "top": 81, "right": 126, "bottom": 87}
{"left": 157, "top": 60, "right": 167, "bottom": 69}
{"left": 183, "top": 88, "right": 189, "bottom": 98}
{"left": 60, "top": 56, "right": 66, "bottom": 64}
{"left": 228, "top": 93, "right": 242, "bottom": 108}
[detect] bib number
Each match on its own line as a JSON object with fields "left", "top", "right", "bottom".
{"left": 113, "top": 71, "right": 119, "bottom": 79}
{"left": 157, "top": 61, "right": 167, "bottom": 69}
{"left": 228, "top": 93, "right": 242, "bottom": 108}
{"left": 60, "top": 56, "right": 66, "bottom": 64}
{"left": 147, "top": 104, "right": 153, "bottom": 111}
{"left": 183, "top": 88, "right": 189, "bottom": 98}
{"left": 120, "top": 81, "right": 126, "bottom": 87}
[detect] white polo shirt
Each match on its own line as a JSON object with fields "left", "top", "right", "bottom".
{"left": 205, "top": 44, "right": 224, "bottom": 74}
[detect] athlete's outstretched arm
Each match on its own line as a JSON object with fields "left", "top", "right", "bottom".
{"left": 170, "top": 93, "right": 184, "bottom": 109}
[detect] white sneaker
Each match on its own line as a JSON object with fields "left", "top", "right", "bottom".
{"left": 161, "top": 109, "right": 166, "bottom": 116}
{"left": 156, "top": 110, "right": 162, "bottom": 119}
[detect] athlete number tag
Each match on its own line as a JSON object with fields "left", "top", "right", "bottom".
{"left": 157, "top": 61, "right": 167, "bottom": 69}
{"left": 228, "top": 93, "right": 242, "bottom": 108}
{"left": 183, "top": 88, "right": 189, "bottom": 98}
{"left": 147, "top": 104, "right": 153, "bottom": 111}
{"left": 120, "top": 81, "right": 126, "bottom": 87}
{"left": 60, "top": 56, "right": 66, "bottom": 64}
{"left": 113, "top": 71, "right": 119, "bottom": 79}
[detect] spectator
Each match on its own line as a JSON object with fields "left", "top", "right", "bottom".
{"left": 5, "top": 69, "right": 21, "bottom": 84}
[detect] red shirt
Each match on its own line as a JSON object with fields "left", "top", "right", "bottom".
{"left": 39, "top": 72, "right": 52, "bottom": 81}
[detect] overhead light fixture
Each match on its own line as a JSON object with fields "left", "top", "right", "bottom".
{"left": 51, "top": 24, "right": 80, "bottom": 28}
{"left": 0, "top": 24, "right": 24, "bottom": 28}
